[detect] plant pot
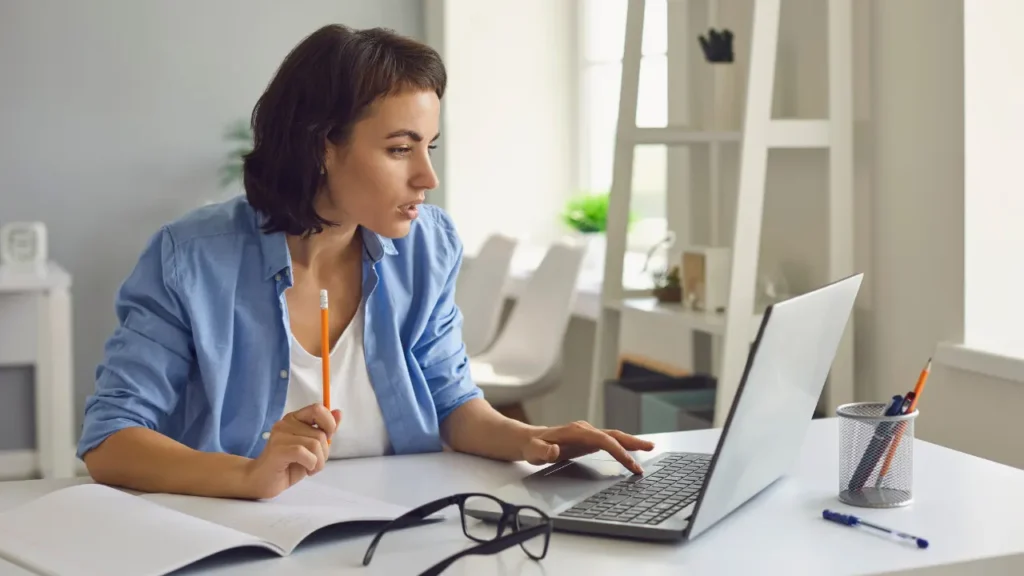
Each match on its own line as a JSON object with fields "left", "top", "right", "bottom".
{"left": 579, "top": 232, "right": 606, "bottom": 270}
{"left": 653, "top": 285, "right": 682, "bottom": 303}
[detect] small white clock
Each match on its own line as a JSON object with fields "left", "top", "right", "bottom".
{"left": 0, "top": 221, "right": 48, "bottom": 274}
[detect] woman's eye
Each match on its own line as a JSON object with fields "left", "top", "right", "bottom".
{"left": 389, "top": 145, "right": 437, "bottom": 157}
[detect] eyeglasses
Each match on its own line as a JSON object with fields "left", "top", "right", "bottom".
{"left": 362, "top": 492, "right": 552, "bottom": 576}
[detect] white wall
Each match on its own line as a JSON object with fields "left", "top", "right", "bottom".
{"left": 0, "top": 0, "right": 424, "bottom": 461}
{"left": 438, "top": 0, "right": 578, "bottom": 255}
{"left": 917, "top": 364, "right": 1024, "bottom": 470}
{"left": 866, "top": 0, "right": 965, "bottom": 405}
{"left": 963, "top": 0, "right": 1024, "bottom": 359}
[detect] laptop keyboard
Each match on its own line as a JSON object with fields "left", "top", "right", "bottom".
{"left": 558, "top": 452, "right": 710, "bottom": 525}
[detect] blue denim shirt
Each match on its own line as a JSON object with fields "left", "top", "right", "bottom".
{"left": 77, "top": 195, "right": 482, "bottom": 460}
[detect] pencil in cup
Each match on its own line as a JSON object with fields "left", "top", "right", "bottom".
{"left": 876, "top": 396, "right": 922, "bottom": 487}
{"left": 878, "top": 360, "right": 930, "bottom": 481}
{"left": 320, "top": 289, "right": 331, "bottom": 444}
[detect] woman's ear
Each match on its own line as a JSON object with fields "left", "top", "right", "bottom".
{"left": 322, "top": 137, "right": 348, "bottom": 175}
{"left": 322, "top": 139, "right": 334, "bottom": 175}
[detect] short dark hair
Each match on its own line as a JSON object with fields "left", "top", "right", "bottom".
{"left": 243, "top": 24, "right": 447, "bottom": 236}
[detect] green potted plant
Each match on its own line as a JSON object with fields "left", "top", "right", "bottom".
{"left": 561, "top": 191, "right": 611, "bottom": 269}
{"left": 561, "top": 191, "right": 610, "bottom": 234}
{"left": 651, "top": 264, "right": 682, "bottom": 303}
{"left": 218, "top": 119, "right": 253, "bottom": 190}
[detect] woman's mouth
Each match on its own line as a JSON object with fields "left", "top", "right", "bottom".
{"left": 398, "top": 202, "right": 419, "bottom": 219}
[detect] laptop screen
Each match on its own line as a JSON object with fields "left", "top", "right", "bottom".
{"left": 685, "top": 274, "right": 862, "bottom": 539}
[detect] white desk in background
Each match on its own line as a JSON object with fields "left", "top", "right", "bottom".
{"left": 0, "top": 262, "right": 76, "bottom": 480}
{"left": 465, "top": 243, "right": 654, "bottom": 320}
{"left": 1, "top": 419, "right": 1022, "bottom": 575}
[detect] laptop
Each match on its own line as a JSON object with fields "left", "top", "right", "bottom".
{"left": 465, "top": 273, "right": 863, "bottom": 542}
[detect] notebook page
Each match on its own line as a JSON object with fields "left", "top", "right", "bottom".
{"left": 142, "top": 480, "right": 412, "bottom": 554}
{"left": 0, "top": 484, "right": 269, "bottom": 576}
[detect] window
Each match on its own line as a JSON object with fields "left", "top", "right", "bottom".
{"left": 963, "top": 0, "right": 1024, "bottom": 362}
{"left": 579, "top": 0, "right": 668, "bottom": 252}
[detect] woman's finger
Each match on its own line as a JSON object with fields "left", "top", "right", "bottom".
{"left": 290, "top": 403, "right": 339, "bottom": 438}
{"left": 553, "top": 445, "right": 599, "bottom": 461}
{"left": 523, "top": 437, "right": 560, "bottom": 465}
{"left": 547, "top": 425, "right": 643, "bottom": 474}
{"left": 290, "top": 436, "right": 326, "bottom": 474}
{"left": 283, "top": 444, "right": 318, "bottom": 474}
{"left": 604, "top": 429, "right": 655, "bottom": 451}
{"left": 274, "top": 417, "right": 330, "bottom": 450}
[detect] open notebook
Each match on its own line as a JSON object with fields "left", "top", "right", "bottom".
{"left": 0, "top": 480, "right": 422, "bottom": 576}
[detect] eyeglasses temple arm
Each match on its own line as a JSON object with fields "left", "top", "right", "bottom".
{"left": 416, "top": 524, "right": 550, "bottom": 576}
{"left": 362, "top": 495, "right": 456, "bottom": 566}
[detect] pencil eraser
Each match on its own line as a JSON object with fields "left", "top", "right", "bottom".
{"left": 320, "top": 289, "right": 328, "bottom": 309}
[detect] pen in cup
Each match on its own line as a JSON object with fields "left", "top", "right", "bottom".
{"left": 847, "top": 395, "right": 903, "bottom": 491}
{"left": 877, "top": 358, "right": 931, "bottom": 482}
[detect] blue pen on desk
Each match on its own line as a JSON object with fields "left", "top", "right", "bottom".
{"left": 823, "top": 510, "right": 929, "bottom": 549}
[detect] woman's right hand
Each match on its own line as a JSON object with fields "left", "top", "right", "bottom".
{"left": 242, "top": 403, "right": 342, "bottom": 499}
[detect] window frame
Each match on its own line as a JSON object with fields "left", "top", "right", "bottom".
{"left": 577, "top": 0, "right": 670, "bottom": 255}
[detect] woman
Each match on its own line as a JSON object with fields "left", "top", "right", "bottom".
{"left": 78, "top": 24, "right": 653, "bottom": 500}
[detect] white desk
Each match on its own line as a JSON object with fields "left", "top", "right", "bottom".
{"left": 467, "top": 243, "right": 655, "bottom": 320}
{"left": 1, "top": 419, "right": 1022, "bottom": 575}
{"left": 0, "top": 262, "right": 76, "bottom": 480}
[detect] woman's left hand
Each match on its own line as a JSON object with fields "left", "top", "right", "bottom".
{"left": 520, "top": 421, "right": 654, "bottom": 475}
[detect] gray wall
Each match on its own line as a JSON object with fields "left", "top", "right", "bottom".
{"left": 0, "top": 0, "right": 425, "bottom": 453}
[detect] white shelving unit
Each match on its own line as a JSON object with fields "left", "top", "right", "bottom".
{"left": 587, "top": 0, "right": 854, "bottom": 428}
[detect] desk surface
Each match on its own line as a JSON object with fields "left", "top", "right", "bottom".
{"left": 1, "top": 419, "right": 1022, "bottom": 575}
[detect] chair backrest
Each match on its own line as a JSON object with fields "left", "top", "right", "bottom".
{"left": 479, "top": 241, "right": 586, "bottom": 379}
{"left": 455, "top": 233, "right": 518, "bottom": 357}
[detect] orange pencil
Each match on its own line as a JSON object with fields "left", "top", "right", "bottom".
{"left": 877, "top": 357, "right": 931, "bottom": 481}
{"left": 320, "top": 289, "right": 331, "bottom": 444}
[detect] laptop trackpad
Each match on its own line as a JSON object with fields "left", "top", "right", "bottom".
{"left": 484, "top": 459, "right": 632, "bottom": 516}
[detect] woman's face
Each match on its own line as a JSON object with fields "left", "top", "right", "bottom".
{"left": 318, "top": 89, "right": 441, "bottom": 238}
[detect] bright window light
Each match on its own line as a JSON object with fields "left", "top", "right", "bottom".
{"left": 963, "top": 0, "right": 1024, "bottom": 359}
{"left": 579, "top": 0, "right": 668, "bottom": 247}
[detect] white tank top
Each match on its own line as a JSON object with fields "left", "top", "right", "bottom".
{"left": 284, "top": 302, "right": 391, "bottom": 459}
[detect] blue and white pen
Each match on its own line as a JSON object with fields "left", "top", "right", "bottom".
{"left": 822, "top": 510, "right": 929, "bottom": 549}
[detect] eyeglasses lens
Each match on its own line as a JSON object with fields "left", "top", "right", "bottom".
{"left": 462, "top": 496, "right": 503, "bottom": 542}
{"left": 515, "top": 506, "right": 548, "bottom": 559}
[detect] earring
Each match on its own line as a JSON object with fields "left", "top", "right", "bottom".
{"left": 320, "top": 165, "right": 325, "bottom": 175}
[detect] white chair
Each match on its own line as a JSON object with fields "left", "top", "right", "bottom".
{"left": 455, "top": 233, "right": 518, "bottom": 357}
{"left": 469, "top": 241, "right": 586, "bottom": 423}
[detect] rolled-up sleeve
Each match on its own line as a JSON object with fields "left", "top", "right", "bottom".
{"left": 77, "top": 227, "right": 194, "bottom": 459}
{"left": 414, "top": 222, "right": 484, "bottom": 423}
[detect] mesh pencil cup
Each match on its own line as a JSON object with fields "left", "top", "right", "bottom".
{"left": 836, "top": 402, "right": 918, "bottom": 508}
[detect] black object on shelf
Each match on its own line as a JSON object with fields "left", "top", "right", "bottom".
{"left": 698, "top": 28, "right": 734, "bottom": 63}
{"left": 604, "top": 373, "right": 716, "bottom": 435}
